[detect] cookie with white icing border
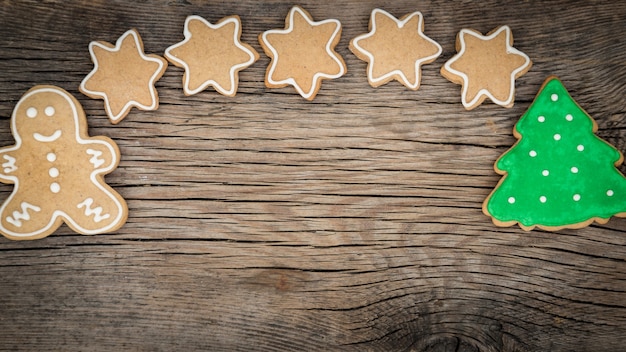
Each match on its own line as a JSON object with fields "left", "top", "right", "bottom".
{"left": 483, "top": 76, "right": 626, "bottom": 231}
{"left": 258, "top": 6, "right": 346, "bottom": 100}
{"left": 441, "top": 25, "right": 531, "bottom": 110}
{"left": 350, "top": 8, "right": 442, "bottom": 90}
{"left": 80, "top": 29, "right": 167, "bottom": 124}
{"left": 0, "top": 85, "right": 128, "bottom": 240}
{"left": 165, "top": 15, "right": 259, "bottom": 97}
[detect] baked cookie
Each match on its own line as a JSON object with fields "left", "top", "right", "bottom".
{"left": 165, "top": 15, "right": 259, "bottom": 97}
{"left": 80, "top": 29, "right": 168, "bottom": 124}
{"left": 483, "top": 76, "right": 626, "bottom": 231}
{"left": 0, "top": 85, "right": 128, "bottom": 240}
{"left": 259, "top": 6, "right": 346, "bottom": 100}
{"left": 441, "top": 25, "right": 531, "bottom": 110}
{"left": 349, "top": 8, "right": 441, "bottom": 90}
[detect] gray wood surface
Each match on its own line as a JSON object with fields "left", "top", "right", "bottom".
{"left": 0, "top": 0, "right": 625, "bottom": 351}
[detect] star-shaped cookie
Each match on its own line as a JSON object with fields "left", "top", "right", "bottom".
{"left": 164, "top": 15, "right": 259, "bottom": 97}
{"left": 80, "top": 29, "right": 167, "bottom": 124}
{"left": 441, "top": 25, "right": 532, "bottom": 110}
{"left": 349, "top": 8, "right": 442, "bottom": 90}
{"left": 259, "top": 6, "right": 346, "bottom": 100}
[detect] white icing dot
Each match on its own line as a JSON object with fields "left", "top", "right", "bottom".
{"left": 44, "top": 106, "right": 55, "bottom": 116}
{"left": 542, "top": 170, "right": 549, "bottom": 176}
{"left": 538, "top": 116, "right": 545, "bottom": 123}
{"left": 508, "top": 197, "right": 516, "bottom": 204}
{"left": 571, "top": 166, "right": 579, "bottom": 173}
{"left": 529, "top": 150, "right": 537, "bottom": 157}
{"left": 551, "top": 94, "right": 558, "bottom": 101}
{"left": 554, "top": 134, "right": 561, "bottom": 141}
{"left": 50, "top": 182, "right": 60, "bottom": 193}
{"left": 540, "top": 196, "right": 547, "bottom": 203}
{"left": 577, "top": 145, "right": 584, "bottom": 152}
{"left": 49, "top": 167, "right": 59, "bottom": 178}
{"left": 607, "top": 190, "right": 614, "bottom": 197}
{"left": 573, "top": 194, "right": 581, "bottom": 201}
{"left": 565, "top": 114, "right": 573, "bottom": 121}
{"left": 26, "top": 107, "right": 37, "bottom": 118}
{"left": 46, "top": 152, "right": 57, "bottom": 162}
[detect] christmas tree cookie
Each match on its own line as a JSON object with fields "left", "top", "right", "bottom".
{"left": 483, "top": 76, "right": 626, "bottom": 231}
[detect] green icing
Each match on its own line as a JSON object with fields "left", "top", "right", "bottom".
{"left": 485, "top": 77, "right": 626, "bottom": 229}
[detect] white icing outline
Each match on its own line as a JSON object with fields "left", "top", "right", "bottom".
{"left": 79, "top": 29, "right": 165, "bottom": 123}
{"left": 164, "top": 15, "right": 257, "bottom": 96}
{"left": 443, "top": 25, "right": 531, "bottom": 109}
{"left": 33, "top": 130, "right": 62, "bottom": 142}
{"left": 260, "top": 6, "right": 345, "bottom": 99}
{"left": 0, "top": 87, "right": 125, "bottom": 238}
{"left": 351, "top": 8, "right": 442, "bottom": 89}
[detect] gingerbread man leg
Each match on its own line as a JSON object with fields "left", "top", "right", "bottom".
{"left": 0, "top": 189, "right": 62, "bottom": 239}
{"left": 67, "top": 182, "right": 128, "bottom": 234}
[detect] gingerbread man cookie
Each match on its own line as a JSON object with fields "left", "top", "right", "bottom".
{"left": 165, "top": 15, "right": 259, "bottom": 97}
{"left": 0, "top": 86, "right": 128, "bottom": 240}
{"left": 80, "top": 29, "right": 167, "bottom": 124}
{"left": 350, "top": 8, "right": 442, "bottom": 90}
{"left": 441, "top": 25, "right": 532, "bottom": 110}
{"left": 259, "top": 6, "right": 346, "bottom": 100}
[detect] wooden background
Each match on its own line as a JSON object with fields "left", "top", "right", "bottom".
{"left": 0, "top": 0, "right": 625, "bottom": 351}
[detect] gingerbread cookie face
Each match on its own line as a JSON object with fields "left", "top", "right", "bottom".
{"left": 259, "top": 6, "right": 346, "bottom": 100}
{"left": 350, "top": 9, "right": 442, "bottom": 90}
{"left": 441, "top": 25, "right": 532, "bottom": 110}
{"left": 165, "top": 15, "right": 259, "bottom": 97}
{"left": 0, "top": 85, "right": 128, "bottom": 240}
{"left": 483, "top": 77, "right": 626, "bottom": 231}
{"left": 80, "top": 29, "right": 167, "bottom": 124}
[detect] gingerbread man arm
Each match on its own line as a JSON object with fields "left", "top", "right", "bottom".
{"left": 0, "top": 145, "right": 21, "bottom": 181}
{"left": 82, "top": 136, "right": 120, "bottom": 172}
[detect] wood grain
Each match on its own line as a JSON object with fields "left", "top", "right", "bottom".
{"left": 0, "top": 0, "right": 625, "bottom": 351}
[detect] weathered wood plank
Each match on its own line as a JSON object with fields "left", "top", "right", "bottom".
{"left": 0, "top": 0, "right": 625, "bottom": 351}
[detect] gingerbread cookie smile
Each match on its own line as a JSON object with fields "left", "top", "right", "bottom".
{"left": 0, "top": 86, "right": 128, "bottom": 240}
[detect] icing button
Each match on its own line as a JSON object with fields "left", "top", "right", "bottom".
{"left": 50, "top": 182, "right": 61, "bottom": 193}
{"left": 46, "top": 152, "right": 57, "bottom": 162}
{"left": 49, "top": 168, "right": 59, "bottom": 178}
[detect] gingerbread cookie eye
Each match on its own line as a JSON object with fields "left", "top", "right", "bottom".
{"left": 44, "top": 106, "right": 55, "bottom": 117}
{"left": 26, "top": 107, "right": 38, "bottom": 118}
{"left": 0, "top": 85, "right": 128, "bottom": 240}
